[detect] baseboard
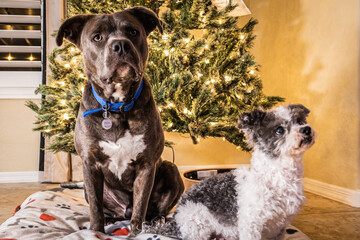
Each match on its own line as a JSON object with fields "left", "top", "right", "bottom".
{"left": 177, "top": 164, "right": 246, "bottom": 173}
{"left": 0, "top": 171, "right": 43, "bottom": 183}
{"left": 304, "top": 178, "right": 360, "bottom": 208}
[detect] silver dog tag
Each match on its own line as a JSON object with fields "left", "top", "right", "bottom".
{"left": 102, "top": 111, "right": 112, "bottom": 130}
{"left": 102, "top": 118, "right": 112, "bottom": 130}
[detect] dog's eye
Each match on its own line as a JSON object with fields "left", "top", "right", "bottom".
{"left": 93, "top": 34, "right": 103, "bottom": 42}
{"left": 297, "top": 119, "right": 305, "bottom": 125}
{"left": 129, "top": 29, "right": 138, "bottom": 36}
{"left": 276, "top": 126, "right": 285, "bottom": 135}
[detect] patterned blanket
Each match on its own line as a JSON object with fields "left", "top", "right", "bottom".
{"left": 0, "top": 188, "right": 309, "bottom": 240}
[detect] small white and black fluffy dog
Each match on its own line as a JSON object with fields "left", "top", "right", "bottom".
{"left": 148, "top": 104, "right": 316, "bottom": 240}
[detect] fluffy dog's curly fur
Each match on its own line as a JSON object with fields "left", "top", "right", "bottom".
{"left": 145, "top": 104, "right": 316, "bottom": 240}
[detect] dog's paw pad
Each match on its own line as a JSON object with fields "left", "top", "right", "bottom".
{"left": 20, "top": 225, "right": 39, "bottom": 229}
{"left": 55, "top": 204, "right": 71, "bottom": 210}
{"left": 286, "top": 228, "right": 298, "bottom": 234}
{"left": 146, "top": 235, "right": 160, "bottom": 240}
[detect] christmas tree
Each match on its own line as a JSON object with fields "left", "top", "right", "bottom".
{"left": 27, "top": 0, "right": 284, "bottom": 154}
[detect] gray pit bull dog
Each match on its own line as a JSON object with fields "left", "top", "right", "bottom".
{"left": 56, "top": 7, "right": 184, "bottom": 235}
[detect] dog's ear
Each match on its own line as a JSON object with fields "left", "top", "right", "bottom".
{"left": 56, "top": 15, "right": 95, "bottom": 48}
{"left": 125, "top": 6, "right": 163, "bottom": 35}
{"left": 237, "top": 109, "right": 266, "bottom": 131}
{"left": 288, "top": 104, "right": 310, "bottom": 118}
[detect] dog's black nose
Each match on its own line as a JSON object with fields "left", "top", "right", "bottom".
{"left": 300, "top": 126, "right": 311, "bottom": 136}
{"left": 111, "top": 40, "right": 131, "bottom": 55}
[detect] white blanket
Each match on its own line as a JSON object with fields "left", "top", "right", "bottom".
{"left": 0, "top": 188, "right": 309, "bottom": 240}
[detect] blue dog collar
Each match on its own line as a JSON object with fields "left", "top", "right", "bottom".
{"left": 83, "top": 79, "right": 144, "bottom": 117}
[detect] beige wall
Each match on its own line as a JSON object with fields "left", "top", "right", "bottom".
{"left": 162, "top": 132, "right": 251, "bottom": 166}
{"left": 241, "top": 0, "right": 360, "bottom": 190}
{"left": 0, "top": 100, "right": 40, "bottom": 172}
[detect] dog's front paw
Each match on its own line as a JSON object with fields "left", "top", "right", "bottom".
{"left": 90, "top": 222, "right": 105, "bottom": 233}
{"left": 130, "top": 218, "right": 142, "bottom": 236}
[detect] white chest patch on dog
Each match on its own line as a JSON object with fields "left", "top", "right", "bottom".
{"left": 112, "top": 83, "right": 125, "bottom": 102}
{"left": 99, "top": 130, "right": 146, "bottom": 180}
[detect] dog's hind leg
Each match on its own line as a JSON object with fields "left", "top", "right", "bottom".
{"left": 147, "top": 160, "right": 185, "bottom": 219}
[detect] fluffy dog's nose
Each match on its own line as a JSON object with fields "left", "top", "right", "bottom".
{"left": 111, "top": 40, "right": 130, "bottom": 55}
{"left": 300, "top": 126, "right": 312, "bottom": 136}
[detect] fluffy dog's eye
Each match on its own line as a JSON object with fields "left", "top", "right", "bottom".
{"left": 93, "top": 34, "right": 103, "bottom": 42}
{"left": 297, "top": 119, "right": 305, "bottom": 125}
{"left": 129, "top": 29, "right": 138, "bottom": 36}
{"left": 276, "top": 126, "right": 285, "bottom": 135}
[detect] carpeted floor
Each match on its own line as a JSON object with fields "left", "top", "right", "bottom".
{"left": 0, "top": 183, "right": 359, "bottom": 239}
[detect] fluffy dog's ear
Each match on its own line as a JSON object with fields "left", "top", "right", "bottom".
{"left": 125, "top": 6, "right": 163, "bottom": 35}
{"left": 288, "top": 104, "right": 310, "bottom": 118}
{"left": 238, "top": 109, "right": 267, "bottom": 131}
{"left": 56, "top": 15, "right": 95, "bottom": 48}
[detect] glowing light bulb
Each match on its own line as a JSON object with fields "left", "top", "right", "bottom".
{"left": 45, "top": 129, "right": 50, "bottom": 133}
{"left": 225, "top": 76, "right": 231, "bottom": 82}
{"left": 29, "top": 56, "right": 34, "bottom": 61}
{"left": 60, "top": 100, "right": 66, "bottom": 105}
{"left": 205, "top": 45, "right": 209, "bottom": 49}
{"left": 162, "top": 34, "right": 168, "bottom": 41}
{"left": 63, "top": 113, "right": 69, "bottom": 120}
{"left": 197, "top": 138, "right": 200, "bottom": 142}
{"left": 240, "top": 35, "right": 245, "bottom": 40}
{"left": 79, "top": 74, "right": 84, "bottom": 78}
{"left": 60, "top": 81, "right": 65, "bottom": 87}
{"left": 64, "top": 63, "right": 70, "bottom": 68}
{"left": 168, "top": 103, "right": 174, "bottom": 107}
{"left": 169, "top": 122, "right": 173, "bottom": 127}
{"left": 70, "top": 48, "right": 75, "bottom": 53}
{"left": 205, "top": 59, "right": 209, "bottom": 64}
{"left": 164, "top": 50, "right": 169, "bottom": 56}
{"left": 158, "top": 107, "right": 162, "bottom": 112}
{"left": 184, "top": 38, "right": 190, "bottom": 43}
{"left": 72, "top": 59, "right": 77, "bottom": 63}
{"left": 211, "top": 122, "right": 216, "bottom": 126}
{"left": 219, "top": 20, "right": 222, "bottom": 24}
{"left": 170, "top": 48, "right": 174, "bottom": 52}
{"left": 184, "top": 56, "right": 188, "bottom": 60}
{"left": 184, "top": 108, "right": 188, "bottom": 114}
{"left": 205, "top": 81, "right": 210, "bottom": 85}
{"left": 223, "top": 137, "right": 226, "bottom": 141}
{"left": 7, "top": 55, "right": 12, "bottom": 61}
{"left": 211, "top": 79, "right": 215, "bottom": 83}
{"left": 197, "top": 73, "right": 203, "bottom": 78}
{"left": 249, "top": 70, "right": 255, "bottom": 75}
